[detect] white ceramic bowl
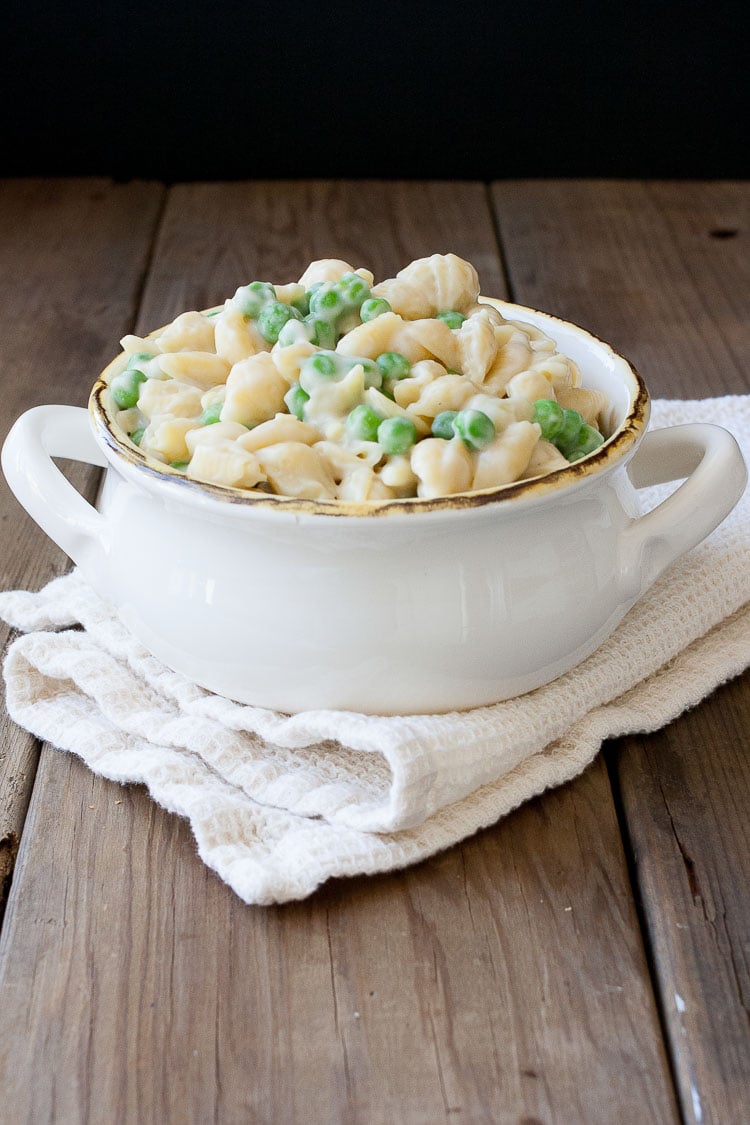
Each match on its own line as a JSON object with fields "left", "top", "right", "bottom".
{"left": 2, "top": 300, "right": 746, "bottom": 714}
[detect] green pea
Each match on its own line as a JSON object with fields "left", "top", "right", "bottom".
{"left": 436, "top": 310, "right": 465, "bottom": 330}
{"left": 309, "top": 284, "right": 345, "bottom": 320}
{"left": 306, "top": 316, "right": 337, "bottom": 350}
{"left": 555, "top": 408, "right": 586, "bottom": 455}
{"left": 235, "top": 281, "right": 276, "bottom": 319}
{"left": 453, "top": 409, "right": 496, "bottom": 450}
{"left": 532, "top": 399, "right": 566, "bottom": 441}
{"left": 170, "top": 461, "right": 190, "bottom": 470}
{"left": 199, "top": 401, "right": 223, "bottom": 426}
{"left": 338, "top": 273, "right": 370, "bottom": 308}
{"left": 284, "top": 383, "right": 310, "bottom": 420}
{"left": 432, "top": 411, "right": 459, "bottom": 440}
{"left": 377, "top": 416, "right": 418, "bottom": 455}
{"left": 126, "top": 351, "right": 156, "bottom": 369}
{"left": 290, "top": 293, "right": 310, "bottom": 317}
{"left": 111, "top": 368, "right": 147, "bottom": 410}
{"left": 129, "top": 426, "right": 145, "bottom": 446}
{"left": 300, "top": 352, "right": 343, "bottom": 393}
{"left": 565, "top": 424, "right": 605, "bottom": 461}
{"left": 360, "top": 297, "right": 391, "bottom": 322}
{"left": 257, "top": 301, "right": 302, "bottom": 344}
{"left": 376, "top": 352, "right": 411, "bottom": 382}
{"left": 346, "top": 404, "right": 383, "bottom": 442}
{"left": 309, "top": 353, "right": 338, "bottom": 376}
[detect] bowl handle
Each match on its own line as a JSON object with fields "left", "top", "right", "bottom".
{"left": 2, "top": 405, "right": 110, "bottom": 581}
{"left": 621, "top": 422, "right": 747, "bottom": 591}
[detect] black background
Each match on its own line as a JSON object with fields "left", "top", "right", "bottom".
{"left": 2, "top": 0, "right": 747, "bottom": 180}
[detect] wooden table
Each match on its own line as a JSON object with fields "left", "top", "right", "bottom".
{"left": 0, "top": 179, "right": 748, "bottom": 1124}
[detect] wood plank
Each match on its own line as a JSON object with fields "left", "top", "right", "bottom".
{"left": 616, "top": 677, "right": 750, "bottom": 1125}
{"left": 615, "top": 180, "right": 750, "bottom": 1125}
{"left": 492, "top": 179, "right": 750, "bottom": 1123}
{"left": 0, "top": 181, "right": 677, "bottom": 1123}
{"left": 1, "top": 759, "right": 676, "bottom": 1124}
{"left": 491, "top": 180, "right": 749, "bottom": 397}
{"left": 0, "top": 179, "right": 165, "bottom": 913}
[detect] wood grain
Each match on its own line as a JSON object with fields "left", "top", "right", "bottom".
{"left": 0, "top": 181, "right": 679, "bottom": 1123}
{"left": 0, "top": 179, "right": 165, "bottom": 914}
{"left": 0, "top": 756, "right": 676, "bottom": 1124}
{"left": 614, "top": 678, "right": 750, "bottom": 1125}
{"left": 491, "top": 180, "right": 750, "bottom": 397}
{"left": 492, "top": 179, "right": 750, "bottom": 1124}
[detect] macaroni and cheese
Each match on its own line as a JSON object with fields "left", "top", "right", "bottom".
{"left": 106, "top": 254, "right": 612, "bottom": 501}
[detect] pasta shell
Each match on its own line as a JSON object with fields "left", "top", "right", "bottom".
{"left": 314, "top": 442, "right": 387, "bottom": 502}
{"left": 457, "top": 310, "right": 499, "bottom": 383}
{"left": 215, "top": 303, "right": 268, "bottom": 365}
{"left": 371, "top": 254, "right": 480, "bottom": 319}
{"left": 187, "top": 442, "right": 264, "bottom": 490}
{"left": 256, "top": 442, "right": 337, "bottom": 500}
{"left": 275, "top": 282, "right": 306, "bottom": 306}
{"left": 505, "top": 369, "right": 556, "bottom": 403}
{"left": 222, "top": 353, "right": 288, "bottom": 427}
{"left": 156, "top": 311, "right": 216, "bottom": 354}
{"left": 200, "top": 385, "right": 226, "bottom": 409}
{"left": 554, "top": 386, "right": 609, "bottom": 427}
{"left": 298, "top": 259, "right": 358, "bottom": 287}
{"left": 465, "top": 393, "right": 533, "bottom": 429}
{"left": 156, "top": 352, "right": 230, "bottom": 390}
{"left": 472, "top": 422, "right": 540, "bottom": 491}
{"left": 120, "top": 334, "right": 161, "bottom": 356}
{"left": 407, "top": 374, "right": 477, "bottom": 420}
{"left": 403, "top": 318, "right": 461, "bottom": 371}
{"left": 335, "top": 312, "right": 429, "bottom": 364}
{"left": 366, "top": 476, "right": 397, "bottom": 500}
{"left": 521, "top": 439, "right": 570, "bottom": 479}
{"left": 466, "top": 302, "right": 507, "bottom": 326}
{"left": 529, "top": 354, "right": 583, "bottom": 391}
{"left": 482, "top": 327, "right": 534, "bottom": 394}
{"left": 137, "top": 379, "right": 203, "bottom": 421}
{"left": 305, "top": 366, "right": 367, "bottom": 431}
{"left": 187, "top": 422, "right": 249, "bottom": 450}
{"left": 393, "top": 360, "right": 445, "bottom": 408}
{"left": 365, "top": 387, "right": 430, "bottom": 436}
{"left": 506, "top": 319, "right": 556, "bottom": 352}
{"left": 238, "top": 414, "right": 320, "bottom": 452}
{"left": 271, "top": 337, "right": 318, "bottom": 384}
{"left": 141, "top": 417, "right": 201, "bottom": 464}
{"left": 410, "top": 437, "right": 473, "bottom": 499}
{"left": 377, "top": 454, "right": 419, "bottom": 497}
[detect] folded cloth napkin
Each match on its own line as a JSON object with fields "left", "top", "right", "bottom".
{"left": 2, "top": 397, "right": 750, "bottom": 905}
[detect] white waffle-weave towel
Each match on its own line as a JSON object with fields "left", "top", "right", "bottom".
{"left": 2, "top": 397, "right": 749, "bottom": 904}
